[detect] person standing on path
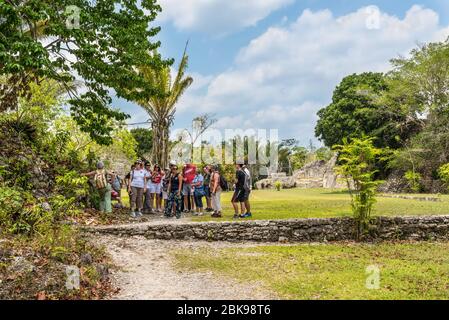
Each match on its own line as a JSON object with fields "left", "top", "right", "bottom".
{"left": 150, "top": 164, "right": 164, "bottom": 213}
{"left": 128, "top": 160, "right": 148, "bottom": 218}
{"left": 231, "top": 163, "right": 246, "bottom": 219}
{"left": 182, "top": 163, "right": 196, "bottom": 213}
{"left": 143, "top": 162, "right": 153, "bottom": 214}
{"left": 166, "top": 164, "right": 183, "bottom": 219}
{"left": 210, "top": 165, "right": 222, "bottom": 218}
{"left": 82, "top": 161, "right": 115, "bottom": 214}
{"left": 240, "top": 164, "right": 252, "bottom": 218}
{"left": 192, "top": 171, "right": 205, "bottom": 216}
{"left": 203, "top": 165, "right": 213, "bottom": 212}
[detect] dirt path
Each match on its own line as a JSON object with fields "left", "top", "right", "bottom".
{"left": 96, "top": 235, "right": 278, "bottom": 300}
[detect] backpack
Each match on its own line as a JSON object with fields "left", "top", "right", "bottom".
{"left": 243, "top": 169, "right": 251, "bottom": 191}
{"left": 219, "top": 174, "right": 229, "bottom": 191}
{"left": 112, "top": 175, "right": 122, "bottom": 191}
{"left": 94, "top": 169, "right": 108, "bottom": 190}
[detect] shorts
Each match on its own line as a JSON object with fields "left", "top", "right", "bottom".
{"left": 148, "top": 182, "right": 162, "bottom": 194}
{"left": 232, "top": 189, "right": 246, "bottom": 203}
{"left": 182, "top": 183, "right": 191, "bottom": 196}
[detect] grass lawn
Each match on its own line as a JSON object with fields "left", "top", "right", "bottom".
{"left": 173, "top": 242, "right": 449, "bottom": 300}
{"left": 121, "top": 188, "right": 449, "bottom": 221}
{"left": 192, "top": 188, "right": 449, "bottom": 221}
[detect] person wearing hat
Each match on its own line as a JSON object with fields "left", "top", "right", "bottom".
{"left": 82, "top": 161, "right": 115, "bottom": 214}
{"left": 128, "top": 159, "right": 148, "bottom": 218}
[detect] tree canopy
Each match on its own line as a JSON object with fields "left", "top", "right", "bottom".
{"left": 315, "top": 72, "right": 416, "bottom": 149}
{"left": 0, "top": 0, "right": 171, "bottom": 144}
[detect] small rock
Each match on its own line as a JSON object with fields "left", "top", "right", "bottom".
{"left": 80, "top": 253, "right": 93, "bottom": 265}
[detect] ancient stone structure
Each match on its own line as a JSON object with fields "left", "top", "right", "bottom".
{"left": 86, "top": 215, "right": 449, "bottom": 242}
{"left": 256, "top": 154, "right": 347, "bottom": 189}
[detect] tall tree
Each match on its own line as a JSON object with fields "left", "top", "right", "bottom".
{"left": 315, "top": 72, "right": 415, "bottom": 149}
{"left": 135, "top": 46, "right": 193, "bottom": 168}
{"left": 0, "top": 0, "right": 169, "bottom": 144}
{"left": 130, "top": 128, "right": 153, "bottom": 160}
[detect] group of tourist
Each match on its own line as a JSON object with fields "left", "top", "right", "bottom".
{"left": 85, "top": 160, "right": 253, "bottom": 220}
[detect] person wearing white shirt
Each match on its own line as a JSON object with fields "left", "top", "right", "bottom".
{"left": 128, "top": 160, "right": 148, "bottom": 218}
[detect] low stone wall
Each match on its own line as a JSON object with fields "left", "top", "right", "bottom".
{"left": 85, "top": 215, "right": 449, "bottom": 242}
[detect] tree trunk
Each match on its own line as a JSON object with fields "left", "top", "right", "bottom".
{"left": 151, "top": 118, "right": 170, "bottom": 168}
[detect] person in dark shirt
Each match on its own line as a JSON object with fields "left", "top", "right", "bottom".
{"left": 165, "top": 164, "right": 183, "bottom": 219}
{"left": 231, "top": 163, "right": 246, "bottom": 219}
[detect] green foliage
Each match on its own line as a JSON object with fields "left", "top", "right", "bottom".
{"left": 334, "top": 136, "right": 387, "bottom": 239}
{"left": 0, "top": 0, "right": 170, "bottom": 144}
{"left": 315, "top": 72, "right": 415, "bottom": 149}
{"left": 0, "top": 186, "right": 53, "bottom": 235}
{"left": 438, "top": 163, "right": 449, "bottom": 192}
{"left": 131, "top": 128, "right": 153, "bottom": 159}
{"left": 274, "top": 181, "right": 282, "bottom": 191}
{"left": 52, "top": 171, "right": 89, "bottom": 215}
{"left": 135, "top": 47, "right": 193, "bottom": 168}
{"left": 404, "top": 170, "right": 422, "bottom": 193}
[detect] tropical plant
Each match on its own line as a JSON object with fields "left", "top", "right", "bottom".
{"left": 334, "top": 136, "right": 387, "bottom": 239}
{"left": 0, "top": 0, "right": 169, "bottom": 144}
{"left": 135, "top": 46, "right": 193, "bottom": 168}
{"left": 404, "top": 170, "right": 422, "bottom": 193}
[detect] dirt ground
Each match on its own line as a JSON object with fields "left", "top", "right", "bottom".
{"left": 96, "top": 234, "right": 278, "bottom": 300}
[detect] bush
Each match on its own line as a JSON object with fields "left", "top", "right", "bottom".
{"left": 438, "top": 163, "right": 449, "bottom": 192}
{"left": 274, "top": 181, "right": 282, "bottom": 191}
{"left": 0, "top": 186, "right": 54, "bottom": 235}
{"left": 404, "top": 170, "right": 422, "bottom": 193}
{"left": 334, "top": 136, "right": 387, "bottom": 239}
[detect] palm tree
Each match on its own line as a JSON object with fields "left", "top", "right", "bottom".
{"left": 136, "top": 45, "right": 193, "bottom": 168}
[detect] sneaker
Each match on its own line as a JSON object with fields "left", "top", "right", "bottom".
{"left": 243, "top": 212, "right": 252, "bottom": 218}
{"left": 233, "top": 214, "right": 240, "bottom": 219}
{"left": 136, "top": 211, "right": 143, "bottom": 217}
{"left": 130, "top": 211, "right": 136, "bottom": 218}
{"left": 212, "top": 212, "right": 222, "bottom": 218}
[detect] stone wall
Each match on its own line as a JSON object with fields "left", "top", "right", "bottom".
{"left": 86, "top": 216, "right": 449, "bottom": 242}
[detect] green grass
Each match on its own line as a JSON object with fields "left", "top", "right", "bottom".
{"left": 120, "top": 188, "right": 449, "bottom": 221}
{"left": 192, "top": 188, "right": 449, "bottom": 221}
{"left": 173, "top": 242, "right": 449, "bottom": 300}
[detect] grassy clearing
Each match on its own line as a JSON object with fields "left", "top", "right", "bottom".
{"left": 173, "top": 242, "right": 449, "bottom": 300}
{"left": 121, "top": 188, "right": 449, "bottom": 221}
{"left": 189, "top": 188, "right": 449, "bottom": 221}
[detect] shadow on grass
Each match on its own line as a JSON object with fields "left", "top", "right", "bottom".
{"left": 321, "top": 190, "right": 351, "bottom": 195}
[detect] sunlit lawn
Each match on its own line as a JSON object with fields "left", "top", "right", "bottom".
{"left": 193, "top": 188, "right": 449, "bottom": 221}
{"left": 173, "top": 242, "right": 449, "bottom": 300}
{"left": 121, "top": 188, "right": 449, "bottom": 221}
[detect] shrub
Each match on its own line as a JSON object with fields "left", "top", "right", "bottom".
{"left": 404, "top": 170, "right": 422, "bottom": 193}
{"left": 438, "top": 163, "right": 449, "bottom": 192}
{"left": 274, "top": 181, "right": 282, "bottom": 191}
{"left": 334, "top": 136, "right": 387, "bottom": 239}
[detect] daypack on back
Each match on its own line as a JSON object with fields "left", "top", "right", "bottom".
{"left": 219, "top": 174, "right": 229, "bottom": 191}
{"left": 243, "top": 170, "right": 251, "bottom": 191}
{"left": 94, "top": 169, "right": 108, "bottom": 190}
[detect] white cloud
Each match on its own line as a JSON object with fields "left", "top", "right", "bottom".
{"left": 173, "top": 5, "right": 449, "bottom": 143}
{"left": 157, "top": 0, "right": 294, "bottom": 35}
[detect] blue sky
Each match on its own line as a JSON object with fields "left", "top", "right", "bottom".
{"left": 117, "top": 0, "right": 449, "bottom": 146}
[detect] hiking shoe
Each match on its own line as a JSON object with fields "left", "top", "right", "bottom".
{"left": 130, "top": 211, "right": 136, "bottom": 218}
{"left": 211, "top": 212, "right": 222, "bottom": 218}
{"left": 136, "top": 211, "right": 143, "bottom": 217}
